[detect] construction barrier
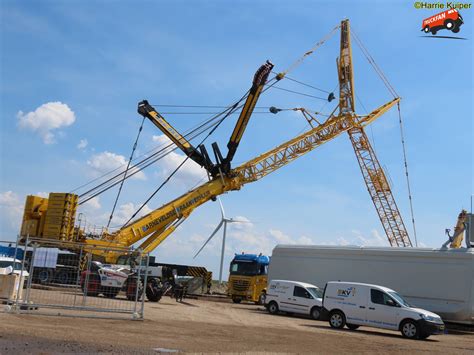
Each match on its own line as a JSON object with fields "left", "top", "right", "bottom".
{"left": 0, "top": 238, "right": 148, "bottom": 320}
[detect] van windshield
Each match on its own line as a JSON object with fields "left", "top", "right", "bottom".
{"left": 307, "top": 287, "right": 323, "bottom": 299}
{"left": 388, "top": 291, "right": 411, "bottom": 307}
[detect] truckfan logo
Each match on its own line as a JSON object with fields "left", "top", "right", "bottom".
{"left": 421, "top": 9, "right": 464, "bottom": 35}
{"left": 337, "top": 287, "right": 356, "bottom": 297}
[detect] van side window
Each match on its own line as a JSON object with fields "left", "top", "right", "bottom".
{"left": 371, "top": 289, "right": 395, "bottom": 306}
{"left": 294, "top": 286, "right": 312, "bottom": 299}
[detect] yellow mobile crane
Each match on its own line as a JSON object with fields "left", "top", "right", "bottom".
{"left": 20, "top": 19, "right": 405, "bottom": 272}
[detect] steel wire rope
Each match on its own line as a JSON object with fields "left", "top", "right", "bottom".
{"left": 352, "top": 27, "right": 416, "bottom": 245}
{"left": 77, "top": 76, "right": 283, "bottom": 202}
{"left": 119, "top": 95, "right": 246, "bottom": 228}
{"left": 79, "top": 112, "right": 231, "bottom": 204}
{"left": 397, "top": 102, "right": 418, "bottom": 246}
{"left": 271, "top": 86, "right": 328, "bottom": 100}
{"left": 72, "top": 109, "right": 229, "bottom": 195}
{"left": 120, "top": 76, "right": 280, "bottom": 228}
{"left": 106, "top": 116, "right": 146, "bottom": 229}
{"left": 351, "top": 30, "right": 398, "bottom": 98}
{"left": 77, "top": 103, "right": 240, "bottom": 203}
{"left": 271, "top": 72, "right": 332, "bottom": 94}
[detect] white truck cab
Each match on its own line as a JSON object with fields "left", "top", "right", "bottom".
{"left": 0, "top": 256, "right": 29, "bottom": 277}
{"left": 322, "top": 281, "right": 445, "bottom": 339}
{"left": 265, "top": 280, "right": 323, "bottom": 319}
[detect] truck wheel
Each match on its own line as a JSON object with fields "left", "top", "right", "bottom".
{"left": 56, "top": 270, "right": 70, "bottom": 284}
{"left": 257, "top": 293, "right": 266, "bottom": 305}
{"left": 126, "top": 278, "right": 143, "bottom": 301}
{"left": 232, "top": 297, "right": 242, "bottom": 304}
{"left": 82, "top": 274, "right": 100, "bottom": 297}
{"left": 346, "top": 324, "right": 360, "bottom": 330}
{"left": 401, "top": 319, "right": 419, "bottom": 339}
{"left": 146, "top": 279, "right": 163, "bottom": 302}
{"left": 444, "top": 19, "right": 455, "bottom": 30}
{"left": 431, "top": 29, "right": 437, "bottom": 35}
{"left": 329, "top": 310, "right": 346, "bottom": 329}
{"left": 423, "top": 26, "right": 430, "bottom": 33}
{"left": 267, "top": 301, "right": 279, "bottom": 315}
{"left": 452, "top": 27, "right": 460, "bottom": 33}
{"left": 310, "top": 306, "right": 321, "bottom": 320}
{"left": 37, "top": 269, "right": 53, "bottom": 284}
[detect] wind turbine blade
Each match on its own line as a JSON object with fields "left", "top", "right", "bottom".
{"left": 193, "top": 220, "right": 224, "bottom": 259}
{"left": 217, "top": 196, "right": 225, "bottom": 219}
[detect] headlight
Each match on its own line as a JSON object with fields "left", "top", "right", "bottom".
{"left": 420, "top": 314, "right": 442, "bottom": 323}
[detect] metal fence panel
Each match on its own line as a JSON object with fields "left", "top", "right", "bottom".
{"left": 1, "top": 238, "right": 148, "bottom": 320}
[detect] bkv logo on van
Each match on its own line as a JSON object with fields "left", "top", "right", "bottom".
{"left": 337, "top": 287, "right": 356, "bottom": 297}
{"left": 421, "top": 8, "right": 464, "bottom": 35}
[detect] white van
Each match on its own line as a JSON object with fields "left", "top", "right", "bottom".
{"left": 323, "top": 282, "right": 445, "bottom": 339}
{"left": 265, "top": 280, "right": 323, "bottom": 319}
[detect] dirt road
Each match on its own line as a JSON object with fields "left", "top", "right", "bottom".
{"left": 1, "top": 297, "right": 473, "bottom": 354}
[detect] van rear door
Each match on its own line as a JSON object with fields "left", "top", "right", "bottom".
{"left": 342, "top": 284, "right": 368, "bottom": 326}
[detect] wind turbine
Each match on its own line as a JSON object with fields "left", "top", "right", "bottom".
{"left": 193, "top": 197, "right": 248, "bottom": 284}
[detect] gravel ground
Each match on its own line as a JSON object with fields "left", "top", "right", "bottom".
{"left": 1, "top": 295, "right": 473, "bottom": 354}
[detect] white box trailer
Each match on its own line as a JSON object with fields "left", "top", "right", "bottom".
{"left": 268, "top": 245, "right": 474, "bottom": 324}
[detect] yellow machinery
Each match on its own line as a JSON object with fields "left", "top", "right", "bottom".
{"left": 447, "top": 210, "right": 468, "bottom": 248}
{"left": 20, "top": 20, "right": 408, "bottom": 263}
{"left": 228, "top": 253, "right": 269, "bottom": 304}
{"left": 292, "top": 20, "right": 412, "bottom": 247}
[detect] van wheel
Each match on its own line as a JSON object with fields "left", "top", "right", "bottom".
{"left": 329, "top": 310, "right": 346, "bottom": 329}
{"left": 444, "top": 19, "right": 454, "bottom": 30}
{"left": 267, "top": 301, "right": 279, "bottom": 315}
{"left": 310, "top": 306, "right": 321, "bottom": 320}
{"left": 346, "top": 324, "right": 360, "bottom": 330}
{"left": 401, "top": 319, "right": 419, "bottom": 339}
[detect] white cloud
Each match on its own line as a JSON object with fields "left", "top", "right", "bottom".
{"left": 77, "top": 200, "right": 152, "bottom": 234}
{"left": 111, "top": 202, "right": 152, "bottom": 226}
{"left": 83, "top": 197, "right": 101, "bottom": 210}
{"left": 152, "top": 135, "right": 207, "bottom": 185}
{"left": 87, "top": 151, "right": 146, "bottom": 180}
{"left": 0, "top": 191, "right": 24, "bottom": 235}
{"left": 36, "top": 192, "right": 48, "bottom": 198}
{"left": 17, "top": 101, "right": 75, "bottom": 144}
{"left": 327, "top": 229, "right": 390, "bottom": 247}
{"left": 77, "top": 138, "right": 88, "bottom": 150}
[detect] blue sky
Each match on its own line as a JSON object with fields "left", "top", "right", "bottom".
{"left": 1, "top": 0, "right": 472, "bottom": 278}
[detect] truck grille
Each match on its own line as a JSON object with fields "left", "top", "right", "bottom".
{"left": 231, "top": 279, "right": 250, "bottom": 292}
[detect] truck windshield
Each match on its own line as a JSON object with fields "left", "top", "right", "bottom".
{"left": 388, "top": 291, "right": 411, "bottom": 307}
{"left": 307, "top": 287, "right": 323, "bottom": 299}
{"left": 230, "top": 261, "right": 263, "bottom": 276}
{"left": 0, "top": 261, "right": 22, "bottom": 270}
